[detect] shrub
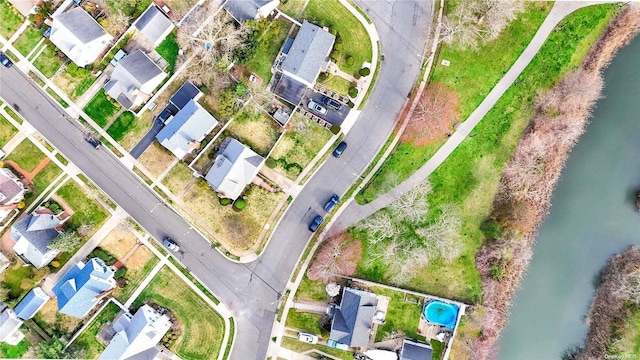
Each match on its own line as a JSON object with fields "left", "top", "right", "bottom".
{"left": 50, "top": 260, "right": 60, "bottom": 268}
{"left": 334, "top": 43, "right": 343, "bottom": 51}
{"left": 199, "top": 85, "right": 208, "bottom": 94}
{"left": 219, "top": 197, "right": 231, "bottom": 206}
{"left": 345, "top": 56, "right": 355, "bottom": 66}
{"left": 480, "top": 219, "right": 503, "bottom": 239}
{"left": 359, "top": 67, "right": 371, "bottom": 76}
{"left": 330, "top": 125, "right": 341, "bottom": 135}
{"left": 114, "top": 267, "right": 127, "bottom": 280}
{"left": 233, "top": 198, "right": 247, "bottom": 210}
{"left": 490, "top": 263, "right": 504, "bottom": 281}
{"left": 347, "top": 101, "right": 355, "bottom": 108}
{"left": 265, "top": 158, "right": 277, "bottom": 168}
{"left": 348, "top": 86, "right": 359, "bottom": 98}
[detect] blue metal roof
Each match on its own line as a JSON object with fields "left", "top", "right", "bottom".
{"left": 14, "top": 288, "right": 49, "bottom": 320}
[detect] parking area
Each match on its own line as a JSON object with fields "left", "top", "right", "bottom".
{"left": 300, "top": 89, "right": 350, "bottom": 126}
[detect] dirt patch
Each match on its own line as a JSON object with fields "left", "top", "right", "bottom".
{"left": 138, "top": 141, "right": 175, "bottom": 178}
{"left": 123, "top": 244, "right": 155, "bottom": 271}
{"left": 99, "top": 225, "right": 138, "bottom": 259}
{"left": 400, "top": 83, "right": 459, "bottom": 147}
{"left": 36, "top": 298, "right": 83, "bottom": 334}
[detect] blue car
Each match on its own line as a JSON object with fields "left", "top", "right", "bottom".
{"left": 332, "top": 141, "right": 347, "bottom": 158}
{"left": 323, "top": 195, "right": 339, "bottom": 212}
{"left": 308, "top": 215, "right": 324, "bottom": 232}
{"left": 0, "top": 51, "right": 12, "bottom": 68}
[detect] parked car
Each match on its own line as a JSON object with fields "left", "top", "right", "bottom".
{"left": 323, "top": 194, "right": 339, "bottom": 212}
{"left": 297, "top": 332, "right": 318, "bottom": 344}
{"left": 85, "top": 136, "right": 102, "bottom": 149}
{"left": 308, "top": 215, "right": 324, "bottom": 232}
{"left": 332, "top": 141, "right": 347, "bottom": 158}
{"left": 308, "top": 100, "right": 327, "bottom": 115}
{"left": 163, "top": 237, "right": 180, "bottom": 252}
{"left": 157, "top": 108, "right": 173, "bottom": 123}
{"left": 322, "top": 96, "right": 342, "bottom": 111}
{"left": 0, "top": 52, "right": 13, "bottom": 68}
{"left": 327, "top": 339, "right": 349, "bottom": 350}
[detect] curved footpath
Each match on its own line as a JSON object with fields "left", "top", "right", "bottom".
{"left": 332, "top": 1, "right": 612, "bottom": 232}
{"left": 0, "top": 1, "right": 432, "bottom": 359}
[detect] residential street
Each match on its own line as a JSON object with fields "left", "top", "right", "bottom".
{"left": 0, "top": 0, "right": 432, "bottom": 358}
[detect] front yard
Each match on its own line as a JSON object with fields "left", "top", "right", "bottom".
{"left": 161, "top": 162, "right": 194, "bottom": 196}
{"left": 268, "top": 113, "right": 333, "bottom": 180}
{"left": 13, "top": 26, "right": 42, "bottom": 56}
{"left": 84, "top": 90, "right": 121, "bottom": 128}
{"left": 7, "top": 139, "right": 46, "bottom": 172}
{"left": 0, "top": 114, "right": 18, "bottom": 146}
{"left": 33, "top": 46, "right": 65, "bottom": 78}
{"left": 53, "top": 63, "right": 97, "bottom": 101}
{"left": 0, "top": 0, "right": 23, "bottom": 38}
{"left": 138, "top": 141, "right": 175, "bottom": 177}
{"left": 56, "top": 179, "right": 110, "bottom": 231}
{"left": 118, "top": 110, "right": 154, "bottom": 150}
{"left": 132, "top": 266, "right": 225, "bottom": 360}
{"left": 106, "top": 111, "right": 136, "bottom": 142}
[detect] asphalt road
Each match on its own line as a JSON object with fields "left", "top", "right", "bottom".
{"left": 0, "top": 1, "right": 432, "bottom": 358}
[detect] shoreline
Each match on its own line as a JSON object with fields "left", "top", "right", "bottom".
{"left": 471, "top": 5, "right": 640, "bottom": 359}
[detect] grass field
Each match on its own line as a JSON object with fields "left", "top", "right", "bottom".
{"left": 156, "top": 31, "right": 179, "bottom": 74}
{"left": 0, "top": 338, "right": 30, "bottom": 358}
{"left": 281, "top": 337, "right": 354, "bottom": 360}
{"left": 302, "top": 0, "right": 371, "bottom": 74}
{"left": 56, "top": 179, "right": 110, "bottom": 231}
{"left": 285, "top": 311, "right": 328, "bottom": 337}
{"left": 358, "top": 3, "right": 553, "bottom": 204}
{"left": 227, "top": 109, "right": 281, "bottom": 157}
{"left": 119, "top": 110, "right": 154, "bottom": 150}
{"left": 279, "top": 0, "right": 306, "bottom": 17}
{"left": 72, "top": 301, "right": 121, "bottom": 359}
{"left": 8, "top": 139, "right": 46, "bottom": 172}
{"left": 84, "top": 90, "right": 121, "bottom": 128}
{"left": 54, "top": 63, "right": 96, "bottom": 100}
{"left": 0, "top": 114, "right": 17, "bottom": 146}
{"left": 609, "top": 304, "right": 640, "bottom": 356}
{"left": 106, "top": 111, "right": 136, "bottom": 141}
{"left": 268, "top": 113, "right": 332, "bottom": 180}
{"left": 244, "top": 20, "right": 289, "bottom": 83}
{"left": 0, "top": 262, "right": 49, "bottom": 303}
{"left": 33, "top": 46, "right": 64, "bottom": 78}
{"left": 13, "top": 26, "right": 42, "bottom": 56}
{"left": 161, "top": 162, "right": 194, "bottom": 196}
{"left": 319, "top": 75, "right": 351, "bottom": 96}
{"left": 0, "top": 0, "right": 23, "bottom": 38}
{"left": 139, "top": 141, "right": 175, "bottom": 177}
{"left": 132, "top": 266, "right": 225, "bottom": 360}
{"left": 352, "top": 4, "right": 619, "bottom": 304}
{"left": 370, "top": 287, "right": 424, "bottom": 342}
{"left": 296, "top": 274, "right": 329, "bottom": 302}
{"left": 31, "top": 161, "right": 62, "bottom": 201}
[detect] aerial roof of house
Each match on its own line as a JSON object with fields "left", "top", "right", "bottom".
{"left": 100, "top": 304, "right": 171, "bottom": 360}
{"left": 14, "top": 287, "right": 49, "bottom": 320}
{"left": 134, "top": 5, "right": 174, "bottom": 45}
{"left": 224, "top": 0, "right": 278, "bottom": 22}
{"left": 156, "top": 99, "right": 218, "bottom": 160}
{"left": 53, "top": 258, "right": 116, "bottom": 318}
{"left": 52, "top": 7, "right": 109, "bottom": 44}
{"left": 400, "top": 339, "right": 433, "bottom": 360}
{"left": 11, "top": 212, "right": 62, "bottom": 268}
{"left": 204, "top": 138, "right": 264, "bottom": 200}
{"left": 168, "top": 81, "right": 201, "bottom": 112}
{"left": 329, "top": 287, "right": 378, "bottom": 348}
{"left": 104, "top": 50, "right": 165, "bottom": 109}
{"left": 280, "top": 20, "right": 335, "bottom": 86}
{"left": 0, "top": 308, "right": 24, "bottom": 344}
{"left": 0, "top": 168, "right": 25, "bottom": 205}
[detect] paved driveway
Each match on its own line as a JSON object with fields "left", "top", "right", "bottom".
{"left": 301, "top": 89, "right": 350, "bottom": 126}
{"left": 129, "top": 116, "right": 164, "bottom": 158}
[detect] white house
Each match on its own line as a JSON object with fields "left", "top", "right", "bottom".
{"left": 104, "top": 50, "right": 167, "bottom": 109}
{"left": 100, "top": 305, "right": 171, "bottom": 360}
{"left": 205, "top": 138, "right": 264, "bottom": 200}
{"left": 224, "top": 0, "right": 279, "bottom": 23}
{"left": 0, "top": 168, "right": 26, "bottom": 221}
{"left": 0, "top": 306, "right": 24, "bottom": 345}
{"left": 11, "top": 211, "right": 64, "bottom": 269}
{"left": 49, "top": 7, "right": 113, "bottom": 67}
{"left": 279, "top": 20, "right": 335, "bottom": 87}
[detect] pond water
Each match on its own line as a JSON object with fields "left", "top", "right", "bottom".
{"left": 498, "top": 33, "right": 640, "bottom": 359}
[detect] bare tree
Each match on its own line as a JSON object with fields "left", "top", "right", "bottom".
{"left": 76, "top": 223, "right": 95, "bottom": 238}
{"left": 356, "top": 211, "right": 397, "bottom": 244}
{"left": 403, "top": 83, "right": 459, "bottom": 146}
{"left": 49, "top": 231, "right": 82, "bottom": 252}
{"left": 308, "top": 234, "right": 362, "bottom": 283}
{"left": 417, "top": 204, "right": 462, "bottom": 262}
{"left": 389, "top": 181, "right": 432, "bottom": 224}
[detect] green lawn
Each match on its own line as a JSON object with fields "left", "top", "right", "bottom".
{"left": 608, "top": 304, "right": 640, "bottom": 356}
{"left": 0, "top": 338, "right": 30, "bottom": 358}
{"left": 302, "top": 0, "right": 372, "bottom": 74}
{"left": 113, "top": 252, "right": 159, "bottom": 303}
{"left": 0, "top": 0, "right": 23, "bottom": 38}
{"left": 72, "top": 301, "right": 121, "bottom": 359}
{"left": 31, "top": 161, "right": 62, "bottom": 202}
{"left": 0, "top": 114, "right": 17, "bottom": 147}
{"left": 296, "top": 274, "right": 329, "bottom": 302}
{"left": 244, "top": 20, "right": 289, "bottom": 83}
{"left": 0, "top": 262, "right": 49, "bottom": 304}
{"left": 281, "top": 337, "right": 354, "bottom": 360}
{"left": 268, "top": 113, "right": 332, "bottom": 180}
{"left": 319, "top": 75, "right": 351, "bottom": 96}
{"left": 84, "top": 90, "right": 121, "bottom": 127}
{"left": 279, "top": 0, "right": 306, "bottom": 18}
{"left": 161, "top": 162, "right": 194, "bottom": 196}
{"left": 56, "top": 179, "right": 110, "bottom": 231}
{"left": 226, "top": 109, "right": 281, "bottom": 157}
{"left": 352, "top": 4, "right": 619, "bottom": 304}
{"left": 358, "top": 3, "right": 553, "bottom": 204}
{"left": 7, "top": 139, "right": 45, "bottom": 172}
{"left": 13, "top": 26, "right": 42, "bottom": 56}
{"left": 132, "top": 266, "right": 225, "bottom": 360}
{"left": 371, "top": 287, "right": 424, "bottom": 342}
{"left": 33, "top": 46, "right": 65, "bottom": 78}
{"left": 54, "top": 63, "right": 97, "bottom": 100}
{"left": 106, "top": 111, "right": 136, "bottom": 141}
{"left": 156, "top": 31, "right": 179, "bottom": 73}
{"left": 285, "top": 311, "right": 328, "bottom": 337}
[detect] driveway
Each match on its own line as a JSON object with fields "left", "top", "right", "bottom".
{"left": 129, "top": 116, "right": 164, "bottom": 159}
{"left": 301, "top": 89, "right": 350, "bottom": 126}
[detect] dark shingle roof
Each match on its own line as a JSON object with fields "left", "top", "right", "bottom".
{"left": 169, "top": 81, "right": 200, "bottom": 110}
{"left": 54, "top": 7, "right": 107, "bottom": 44}
{"left": 400, "top": 339, "right": 433, "bottom": 360}
{"left": 116, "top": 50, "right": 164, "bottom": 88}
{"left": 11, "top": 214, "right": 60, "bottom": 254}
{"left": 224, "top": 0, "right": 275, "bottom": 22}
{"left": 280, "top": 21, "right": 335, "bottom": 85}
{"left": 134, "top": 5, "right": 173, "bottom": 44}
{"left": 329, "top": 287, "right": 378, "bottom": 347}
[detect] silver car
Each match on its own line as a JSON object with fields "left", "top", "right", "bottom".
{"left": 308, "top": 100, "right": 327, "bottom": 115}
{"left": 297, "top": 332, "right": 318, "bottom": 344}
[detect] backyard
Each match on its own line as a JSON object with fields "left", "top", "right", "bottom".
{"left": 72, "top": 301, "right": 122, "bottom": 359}
{"left": 268, "top": 113, "right": 333, "bottom": 180}
{"left": 243, "top": 19, "right": 289, "bottom": 83}
{"left": 0, "top": 114, "right": 17, "bottom": 146}
{"left": 83, "top": 90, "right": 121, "bottom": 128}
{"left": 33, "top": 46, "right": 65, "bottom": 78}
{"left": 156, "top": 31, "right": 179, "bottom": 74}
{"left": 0, "top": 0, "right": 23, "bottom": 38}
{"left": 0, "top": 262, "right": 49, "bottom": 305}
{"left": 56, "top": 179, "right": 110, "bottom": 231}
{"left": 280, "top": 337, "right": 354, "bottom": 360}
{"left": 132, "top": 266, "right": 226, "bottom": 360}
{"left": 302, "top": 0, "right": 372, "bottom": 74}
{"left": 33, "top": 297, "right": 83, "bottom": 335}
{"left": 226, "top": 109, "right": 282, "bottom": 157}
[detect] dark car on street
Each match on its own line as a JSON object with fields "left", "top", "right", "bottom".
{"left": 0, "top": 52, "right": 13, "bottom": 68}
{"left": 322, "top": 97, "right": 341, "bottom": 111}
{"left": 85, "top": 136, "right": 102, "bottom": 149}
{"left": 309, "top": 215, "right": 324, "bottom": 232}
{"left": 323, "top": 195, "right": 339, "bottom": 212}
{"left": 332, "top": 141, "right": 347, "bottom": 158}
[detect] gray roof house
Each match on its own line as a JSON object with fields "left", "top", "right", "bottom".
{"left": 100, "top": 304, "right": 171, "bottom": 360}
{"left": 0, "top": 307, "right": 24, "bottom": 345}
{"left": 11, "top": 211, "right": 64, "bottom": 269}
{"left": 14, "top": 287, "right": 49, "bottom": 320}
{"left": 280, "top": 20, "right": 335, "bottom": 87}
{"left": 53, "top": 258, "right": 116, "bottom": 318}
{"left": 400, "top": 339, "right": 433, "bottom": 360}
{"left": 50, "top": 7, "right": 113, "bottom": 67}
{"left": 329, "top": 287, "right": 378, "bottom": 348}
{"left": 156, "top": 99, "right": 218, "bottom": 160}
{"left": 224, "top": 0, "right": 279, "bottom": 22}
{"left": 134, "top": 5, "right": 174, "bottom": 46}
{"left": 0, "top": 168, "right": 26, "bottom": 221}
{"left": 104, "top": 50, "right": 167, "bottom": 109}
{"left": 205, "top": 138, "right": 264, "bottom": 200}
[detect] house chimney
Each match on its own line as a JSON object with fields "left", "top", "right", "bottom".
{"left": 188, "top": 141, "right": 201, "bottom": 150}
